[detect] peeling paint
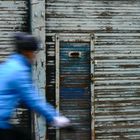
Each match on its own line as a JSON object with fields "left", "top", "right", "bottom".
{"left": 0, "top": 0, "right": 31, "bottom": 135}
{"left": 46, "top": 0, "right": 140, "bottom": 139}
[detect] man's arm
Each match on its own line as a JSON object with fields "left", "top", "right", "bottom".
{"left": 15, "top": 69, "right": 58, "bottom": 123}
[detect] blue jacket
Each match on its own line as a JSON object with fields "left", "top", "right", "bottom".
{"left": 0, "top": 53, "right": 57, "bottom": 128}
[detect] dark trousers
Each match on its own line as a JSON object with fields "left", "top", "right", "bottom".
{"left": 0, "top": 127, "right": 31, "bottom": 140}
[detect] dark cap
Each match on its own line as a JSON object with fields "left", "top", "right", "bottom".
{"left": 14, "top": 32, "right": 40, "bottom": 51}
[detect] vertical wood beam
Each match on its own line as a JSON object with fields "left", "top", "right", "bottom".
{"left": 30, "top": 0, "right": 46, "bottom": 140}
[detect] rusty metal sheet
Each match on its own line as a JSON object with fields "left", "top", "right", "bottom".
{"left": 46, "top": 0, "right": 140, "bottom": 139}
{"left": 46, "top": 0, "right": 140, "bottom": 33}
{"left": 94, "top": 32, "right": 140, "bottom": 140}
{"left": 0, "top": 0, "right": 31, "bottom": 135}
{"left": 0, "top": 0, "right": 29, "bottom": 62}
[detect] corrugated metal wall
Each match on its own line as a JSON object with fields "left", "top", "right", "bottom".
{"left": 94, "top": 34, "right": 140, "bottom": 140}
{"left": 0, "top": 0, "right": 29, "bottom": 62}
{"left": 46, "top": 0, "right": 140, "bottom": 139}
{"left": 0, "top": 0, "right": 31, "bottom": 134}
{"left": 46, "top": 0, "right": 140, "bottom": 33}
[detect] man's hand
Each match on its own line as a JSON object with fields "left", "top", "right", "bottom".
{"left": 51, "top": 116, "right": 71, "bottom": 128}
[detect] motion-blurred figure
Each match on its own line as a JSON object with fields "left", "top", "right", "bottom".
{"left": 0, "top": 32, "right": 70, "bottom": 140}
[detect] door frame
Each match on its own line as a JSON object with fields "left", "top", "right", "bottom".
{"left": 55, "top": 33, "right": 95, "bottom": 140}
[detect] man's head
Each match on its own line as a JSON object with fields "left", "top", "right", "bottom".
{"left": 14, "top": 32, "right": 40, "bottom": 63}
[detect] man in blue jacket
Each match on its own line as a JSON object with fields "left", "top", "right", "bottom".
{"left": 0, "top": 32, "right": 70, "bottom": 140}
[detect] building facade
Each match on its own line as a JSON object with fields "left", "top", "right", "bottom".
{"left": 0, "top": 0, "right": 140, "bottom": 140}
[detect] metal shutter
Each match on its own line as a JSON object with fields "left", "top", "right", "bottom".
{"left": 0, "top": 0, "right": 31, "bottom": 134}
{"left": 0, "top": 0, "right": 29, "bottom": 62}
{"left": 46, "top": 0, "right": 140, "bottom": 139}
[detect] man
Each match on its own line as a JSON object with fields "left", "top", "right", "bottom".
{"left": 0, "top": 32, "right": 70, "bottom": 140}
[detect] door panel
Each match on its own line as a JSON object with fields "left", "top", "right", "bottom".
{"left": 60, "top": 42, "right": 91, "bottom": 140}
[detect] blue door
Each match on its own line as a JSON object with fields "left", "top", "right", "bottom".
{"left": 60, "top": 42, "right": 91, "bottom": 140}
